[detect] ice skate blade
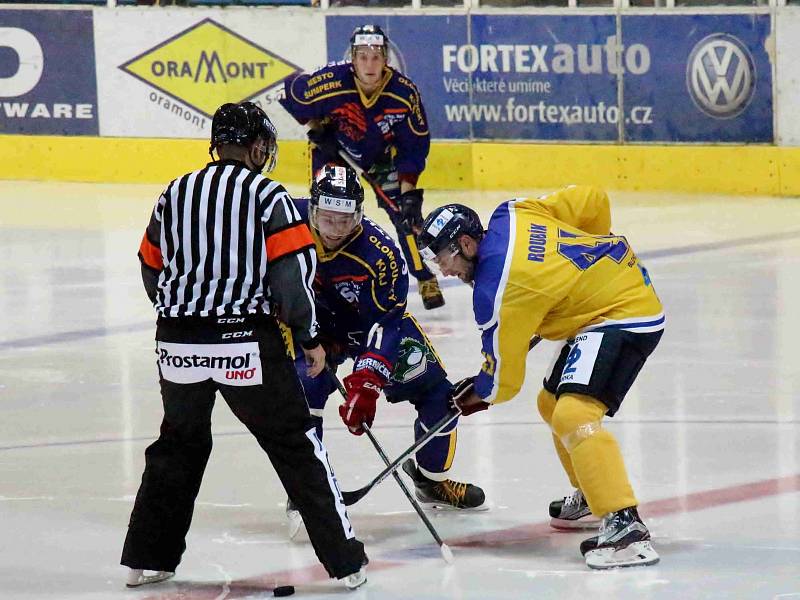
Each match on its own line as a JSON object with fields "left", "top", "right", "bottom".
{"left": 343, "top": 566, "right": 367, "bottom": 590}
{"left": 287, "top": 508, "right": 304, "bottom": 541}
{"left": 550, "top": 516, "right": 601, "bottom": 530}
{"left": 416, "top": 497, "right": 490, "bottom": 512}
{"left": 126, "top": 569, "right": 174, "bottom": 587}
{"left": 585, "top": 541, "right": 660, "bottom": 570}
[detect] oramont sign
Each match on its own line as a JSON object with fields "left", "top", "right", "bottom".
{"left": 120, "top": 19, "right": 301, "bottom": 118}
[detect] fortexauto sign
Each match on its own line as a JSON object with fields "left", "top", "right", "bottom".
{"left": 327, "top": 13, "right": 773, "bottom": 143}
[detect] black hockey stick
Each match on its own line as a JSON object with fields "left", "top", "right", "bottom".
{"left": 336, "top": 149, "right": 402, "bottom": 214}
{"left": 330, "top": 371, "right": 459, "bottom": 506}
{"left": 338, "top": 335, "right": 542, "bottom": 506}
{"left": 340, "top": 408, "right": 460, "bottom": 506}
{"left": 331, "top": 371, "right": 454, "bottom": 561}
{"left": 363, "top": 423, "right": 455, "bottom": 563}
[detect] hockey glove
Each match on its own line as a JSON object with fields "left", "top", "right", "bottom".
{"left": 449, "top": 376, "right": 490, "bottom": 416}
{"left": 307, "top": 126, "right": 340, "bottom": 163}
{"left": 339, "top": 369, "right": 383, "bottom": 435}
{"left": 398, "top": 188, "right": 425, "bottom": 233}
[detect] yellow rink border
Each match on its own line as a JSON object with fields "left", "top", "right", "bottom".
{"left": 2, "top": 135, "right": 800, "bottom": 196}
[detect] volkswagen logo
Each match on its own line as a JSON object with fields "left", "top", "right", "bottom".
{"left": 686, "top": 33, "right": 756, "bottom": 119}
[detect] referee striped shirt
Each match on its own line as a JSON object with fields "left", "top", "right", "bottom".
{"left": 138, "top": 159, "right": 319, "bottom": 344}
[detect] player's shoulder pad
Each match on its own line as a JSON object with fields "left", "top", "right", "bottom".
{"left": 360, "top": 218, "right": 403, "bottom": 285}
{"left": 388, "top": 67, "right": 421, "bottom": 94}
{"left": 384, "top": 69, "right": 427, "bottom": 130}
{"left": 361, "top": 218, "right": 401, "bottom": 253}
{"left": 292, "top": 63, "right": 352, "bottom": 101}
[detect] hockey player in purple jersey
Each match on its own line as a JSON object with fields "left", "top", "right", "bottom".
{"left": 284, "top": 165, "right": 486, "bottom": 538}
{"left": 279, "top": 24, "right": 445, "bottom": 311}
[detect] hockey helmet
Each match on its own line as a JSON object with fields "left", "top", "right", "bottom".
{"left": 350, "top": 24, "right": 389, "bottom": 58}
{"left": 209, "top": 102, "right": 278, "bottom": 173}
{"left": 309, "top": 165, "right": 365, "bottom": 244}
{"left": 417, "top": 204, "right": 484, "bottom": 262}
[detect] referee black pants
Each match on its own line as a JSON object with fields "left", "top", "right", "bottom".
{"left": 121, "top": 315, "right": 365, "bottom": 579}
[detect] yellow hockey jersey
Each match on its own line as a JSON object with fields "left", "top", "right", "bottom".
{"left": 472, "top": 186, "right": 664, "bottom": 404}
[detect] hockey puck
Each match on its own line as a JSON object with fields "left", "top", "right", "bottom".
{"left": 273, "top": 585, "right": 295, "bottom": 597}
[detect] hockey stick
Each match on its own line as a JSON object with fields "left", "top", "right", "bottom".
{"left": 331, "top": 371, "right": 454, "bottom": 562}
{"left": 339, "top": 335, "right": 542, "bottom": 506}
{"left": 364, "top": 424, "right": 455, "bottom": 564}
{"left": 336, "top": 149, "right": 429, "bottom": 273}
{"left": 340, "top": 408, "right": 460, "bottom": 506}
{"left": 336, "top": 149, "right": 401, "bottom": 214}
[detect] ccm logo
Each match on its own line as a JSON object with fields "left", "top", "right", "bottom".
{"left": 218, "top": 318, "right": 245, "bottom": 324}
{"left": 222, "top": 330, "right": 253, "bottom": 339}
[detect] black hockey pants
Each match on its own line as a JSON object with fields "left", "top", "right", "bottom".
{"left": 121, "top": 315, "right": 365, "bottom": 579}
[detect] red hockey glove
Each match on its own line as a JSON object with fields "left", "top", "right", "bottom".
{"left": 449, "top": 376, "right": 490, "bottom": 416}
{"left": 339, "top": 370, "right": 383, "bottom": 435}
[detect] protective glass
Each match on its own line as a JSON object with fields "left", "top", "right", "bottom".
{"left": 254, "top": 137, "right": 278, "bottom": 174}
{"left": 421, "top": 242, "right": 461, "bottom": 275}
{"left": 310, "top": 205, "right": 364, "bottom": 240}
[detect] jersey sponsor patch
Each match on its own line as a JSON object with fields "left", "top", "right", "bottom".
{"left": 559, "top": 332, "right": 603, "bottom": 386}
{"left": 157, "top": 341, "right": 262, "bottom": 386}
{"left": 426, "top": 208, "right": 454, "bottom": 237}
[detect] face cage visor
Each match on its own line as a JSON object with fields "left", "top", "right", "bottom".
{"left": 309, "top": 196, "right": 364, "bottom": 240}
{"left": 351, "top": 33, "right": 387, "bottom": 60}
{"left": 254, "top": 136, "right": 278, "bottom": 174}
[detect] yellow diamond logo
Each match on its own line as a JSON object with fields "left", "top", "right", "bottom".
{"left": 120, "top": 19, "right": 300, "bottom": 118}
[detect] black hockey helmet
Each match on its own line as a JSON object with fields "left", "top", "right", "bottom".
{"left": 417, "top": 204, "right": 484, "bottom": 262}
{"left": 209, "top": 101, "right": 278, "bottom": 172}
{"left": 350, "top": 24, "right": 389, "bottom": 58}
{"left": 309, "top": 164, "right": 365, "bottom": 238}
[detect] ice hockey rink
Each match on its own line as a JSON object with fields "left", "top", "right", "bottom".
{"left": 1, "top": 180, "right": 798, "bottom": 600}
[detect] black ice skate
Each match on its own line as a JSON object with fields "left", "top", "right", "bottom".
{"left": 580, "top": 506, "right": 659, "bottom": 569}
{"left": 549, "top": 488, "right": 601, "bottom": 530}
{"left": 418, "top": 277, "right": 445, "bottom": 310}
{"left": 402, "top": 460, "right": 487, "bottom": 510}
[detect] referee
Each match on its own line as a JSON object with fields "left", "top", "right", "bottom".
{"left": 122, "top": 102, "right": 367, "bottom": 590}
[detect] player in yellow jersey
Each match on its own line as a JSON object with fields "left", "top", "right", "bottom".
{"left": 417, "top": 185, "right": 664, "bottom": 569}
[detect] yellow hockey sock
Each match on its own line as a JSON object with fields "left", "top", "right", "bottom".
{"left": 537, "top": 388, "right": 579, "bottom": 489}
{"left": 550, "top": 393, "right": 637, "bottom": 517}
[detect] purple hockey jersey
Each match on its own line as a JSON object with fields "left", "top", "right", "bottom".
{"left": 280, "top": 62, "right": 430, "bottom": 182}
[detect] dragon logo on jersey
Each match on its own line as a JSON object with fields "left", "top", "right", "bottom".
{"left": 331, "top": 102, "right": 368, "bottom": 141}
{"left": 686, "top": 33, "right": 755, "bottom": 119}
{"left": 391, "top": 337, "right": 437, "bottom": 383}
{"left": 119, "top": 19, "right": 301, "bottom": 119}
